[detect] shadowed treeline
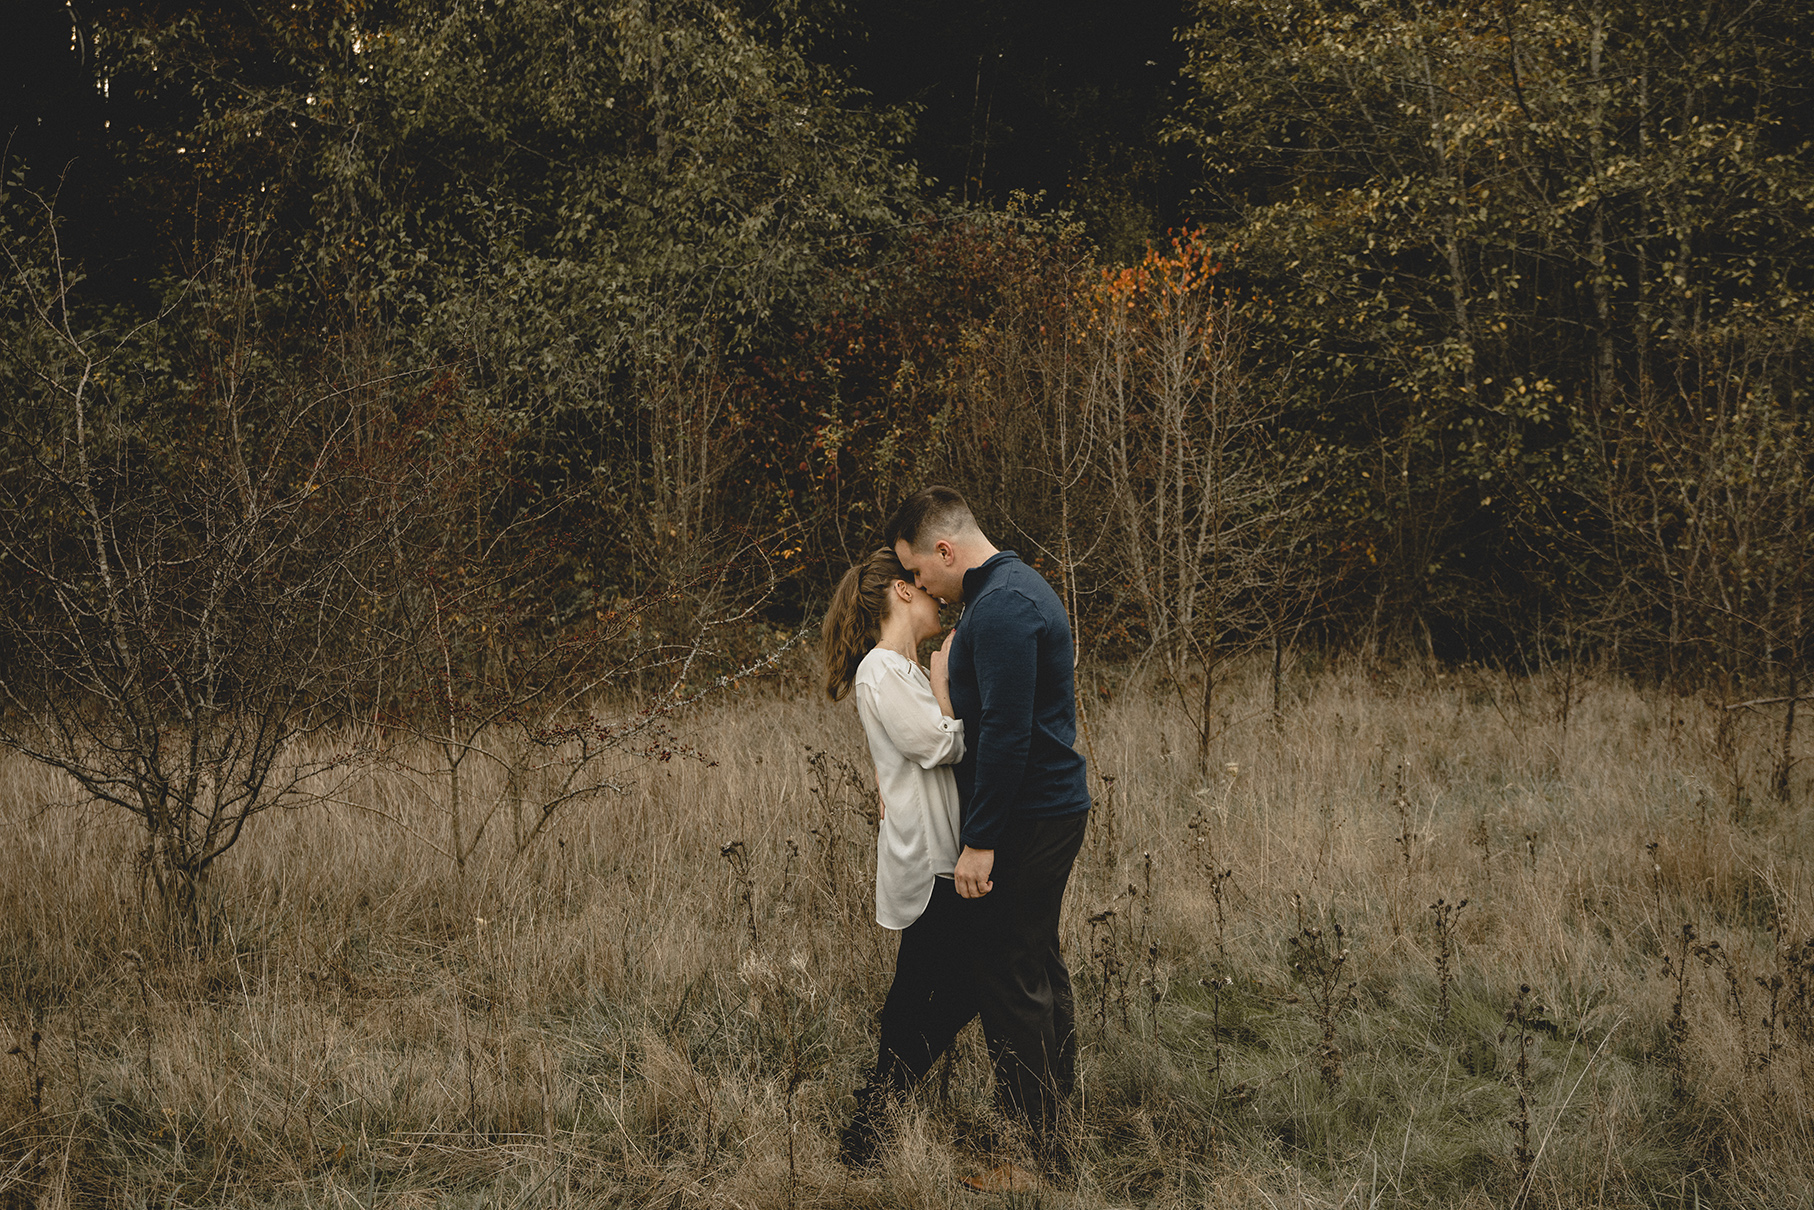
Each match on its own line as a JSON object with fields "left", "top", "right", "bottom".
{"left": 3, "top": 0, "right": 1808, "bottom": 676}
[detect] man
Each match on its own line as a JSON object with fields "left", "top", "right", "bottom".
{"left": 885, "top": 485, "right": 1091, "bottom": 1183}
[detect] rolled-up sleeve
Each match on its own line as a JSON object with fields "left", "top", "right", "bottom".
{"left": 855, "top": 663, "right": 966, "bottom": 769}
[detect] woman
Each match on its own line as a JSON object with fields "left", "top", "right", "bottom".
{"left": 821, "top": 547, "right": 974, "bottom": 1168}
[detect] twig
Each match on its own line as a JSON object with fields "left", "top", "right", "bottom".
{"left": 1725, "top": 694, "right": 1814, "bottom": 712}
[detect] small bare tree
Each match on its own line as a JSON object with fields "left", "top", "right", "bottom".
{"left": 0, "top": 198, "right": 805, "bottom": 932}
{"left": 348, "top": 505, "right": 801, "bottom": 875}
{"left": 1591, "top": 325, "right": 1812, "bottom": 801}
{"left": 943, "top": 241, "right": 1112, "bottom": 647}
{"left": 0, "top": 210, "right": 401, "bottom": 936}
{"left": 1089, "top": 236, "right": 1313, "bottom": 768}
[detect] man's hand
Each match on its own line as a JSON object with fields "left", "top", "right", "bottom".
{"left": 955, "top": 845, "right": 994, "bottom": 898}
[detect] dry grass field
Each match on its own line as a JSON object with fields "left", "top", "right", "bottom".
{"left": 3, "top": 656, "right": 1813, "bottom": 1208}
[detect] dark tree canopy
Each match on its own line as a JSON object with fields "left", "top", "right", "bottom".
{"left": 837, "top": 0, "right": 1194, "bottom": 258}
{"left": 4, "top": 0, "right": 1813, "bottom": 680}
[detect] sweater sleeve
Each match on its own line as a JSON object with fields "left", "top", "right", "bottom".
{"left": 856, "top": 659, "right": 966, "bottom": 769}
{"left": 961, "top": 590, "right": 1041, "bottom": 848}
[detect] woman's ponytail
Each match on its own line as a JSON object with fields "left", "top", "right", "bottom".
{"left": 821, "top": 548, "right": 911, "bottom": 700}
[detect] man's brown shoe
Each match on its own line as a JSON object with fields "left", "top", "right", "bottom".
{"left": 960, "top": 1162, "right": 1041, "bottom": 1194}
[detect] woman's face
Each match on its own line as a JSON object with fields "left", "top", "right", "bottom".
{"left": 892, "top": 578, "right": 944, "bottom": 646}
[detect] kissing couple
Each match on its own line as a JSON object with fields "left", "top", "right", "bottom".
{"left": 819, "top": 486, "right": 1092, "bottom": 1190}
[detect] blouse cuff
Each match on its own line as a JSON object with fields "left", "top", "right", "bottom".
{"left": 935, "top": 714, "right": 965, "bottom": 764}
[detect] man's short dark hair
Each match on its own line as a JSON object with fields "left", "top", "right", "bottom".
{"left": 885, "top": 486, "right": 978, "bottom": 550}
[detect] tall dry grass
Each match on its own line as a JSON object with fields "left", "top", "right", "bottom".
{"left": 2, "top": 656, "right": 1811, "bottom": 1208}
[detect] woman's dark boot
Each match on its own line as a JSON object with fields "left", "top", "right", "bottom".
{"left": 837, "top": 1084, "right": 888, "bottom": 1170}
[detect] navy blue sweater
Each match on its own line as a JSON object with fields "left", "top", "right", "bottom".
{"left": 946, "top": 552, "right": 1091, "bottom": 848}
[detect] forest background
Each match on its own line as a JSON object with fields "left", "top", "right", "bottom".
{"left": 3, "top": 0, "right": 1814, "bottom": 1206}
{"left": 9, "top": 0, "right": 1811, "bottom": 684}
{"left": 7, "top": 0, "right": 1814, "bottom": 697}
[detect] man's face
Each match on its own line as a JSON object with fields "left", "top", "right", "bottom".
{"left": 894, "top": 537, "right": 964, "bottom": 604}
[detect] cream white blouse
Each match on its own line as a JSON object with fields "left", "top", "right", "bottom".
{"left": 852, "top": 647, "right": 966, "bottom": 930}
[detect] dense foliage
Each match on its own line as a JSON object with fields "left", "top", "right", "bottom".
{"left": 4, "top": 0, "right": 1811, "bottom": 688}
{"left": 1174, "top": 0, "right": 1814, "bottom": 672}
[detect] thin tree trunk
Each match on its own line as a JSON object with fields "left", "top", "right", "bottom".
{"left": 1778, "top": 604, "right": 1802, "bottom": 803}
{"left": 1588, "top": 6, "right": 1617, "bottom": 409}
{"left": 1198, "top": 648, "right": 1215, "bottom": 774}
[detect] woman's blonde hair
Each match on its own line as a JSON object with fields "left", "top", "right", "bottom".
{"left": 821, "top": 548, "right": 911, "bottom": 701}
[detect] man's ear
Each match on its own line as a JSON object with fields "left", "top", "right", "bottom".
{"left": 936, "top": 538, "right": 956, "bottom": 564}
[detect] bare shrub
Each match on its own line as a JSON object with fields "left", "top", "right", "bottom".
{"left": 0, "top": 214, "right": 403, "bottom": 936}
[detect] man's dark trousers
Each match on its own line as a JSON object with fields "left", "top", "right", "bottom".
{"left": 972, "top": 810, "right": 1089, "bottom": 1134}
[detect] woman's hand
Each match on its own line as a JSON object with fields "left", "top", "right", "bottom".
{"left": 930, "top": 628, "right": 957, "bottom": 718}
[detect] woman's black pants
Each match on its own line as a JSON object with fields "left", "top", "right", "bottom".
{"left": 868, "top": 876, "right": 978, "bottom": 1093}
{"left": 864, "top": 810, "right": 1088, "bottom": 1140}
